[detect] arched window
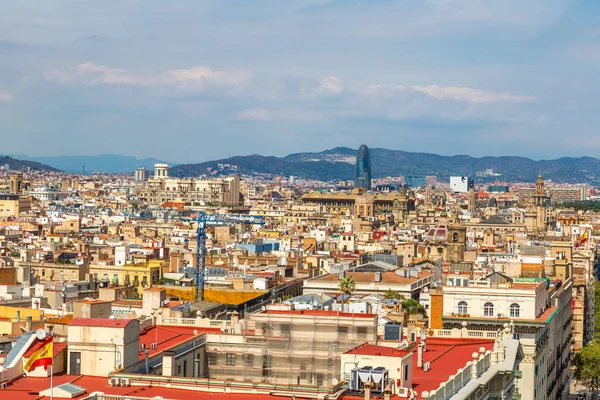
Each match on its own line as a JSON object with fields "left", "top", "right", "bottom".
{"left": 510, "top": 303, "right": 520, "bottom": 318}
{"left": 453, "top": 232, "right": 459, "bottom": 242}
{"left": 457, "top": 301, "right": 468, "bottom": 315}
{"left": 483, "top": 302, "right": 494, "bottom": 317}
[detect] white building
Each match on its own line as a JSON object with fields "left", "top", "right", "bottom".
{"left": 438, "top": 273, "right": 572, "bottom": 400}
{"left": 450, "top": 176, "right": 474, "bottom": 193}
{"left": 141, "top": 164, "right": 242, "bottom": 207}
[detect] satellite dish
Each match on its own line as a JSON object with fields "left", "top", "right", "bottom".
{"left": 35, "top": 329, "right": 46, "bottom": 340}
{"left": 332, "top": 378, "right": 339, "bottom": 385}
{"left": 109, "top": 315, "right": 116, "bottom": 320}
{"left": 193, "top": 330, "right": 198, "bottom": 336}
{"left": 261, "top": 306, "right": 266, "bottom": 311}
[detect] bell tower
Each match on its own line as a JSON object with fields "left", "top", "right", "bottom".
{"left": 446, "top": 223, "right": 467, "bottom": 263}
{"left": 533, "top": 174, "right": 548, "bottom": 232}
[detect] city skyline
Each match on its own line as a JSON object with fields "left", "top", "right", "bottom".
{"left": 1, "top": 1, "right": 600, "bottom": 160}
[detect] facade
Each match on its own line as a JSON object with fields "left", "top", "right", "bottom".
{"left": 207, "top": 306, "right": 378, "bottom": 385}
{"left": 450, "top": 176, "right": 474, "bottom": 193}
{"left": 404, "top": 175, "right": 427, "bottom": 188}
{"left": 67, "top": 318, "right": 140, "bottom": 376}
{"left": 519, "top": 186, "right": 586, "bottom": 203}
{"left": 0, "top": 193, "right": 32, "bottom": 218}
{"left": 134, "top": 167, "right": 150, "bottom": 182}
{"left": 436, "top": 274, "right": 573, "bottom": 400}
{"left": 355, "top": 144, "right": 372, "bottom": 190}
{"left": 141, "top": 164, "right": 242, "bottom": 207}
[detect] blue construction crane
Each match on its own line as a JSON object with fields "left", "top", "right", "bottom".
{"left": 194, "top": 212, "right": 265, "bottom": 301}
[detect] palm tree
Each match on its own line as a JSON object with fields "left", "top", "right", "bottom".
{"left": 338, "top": 276, "right": 356, "bottom": 312}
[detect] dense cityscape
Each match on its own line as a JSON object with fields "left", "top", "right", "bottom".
{"left": 0, "top": 144, "right": 597, "bottom": 400}
{"left": 2, "top": 1, "right": 600, "bottom": 399}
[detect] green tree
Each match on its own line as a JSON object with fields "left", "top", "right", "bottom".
{"left": 572, "top": 342, "right": 600, "bottom": 390}
{"left": 402, "top": 298, "right": 426, "bottom": 316}
{"left": 338, "top": 276, "right": 356, "bottom": 312}
{"left": 383, "top": 289, "right": 403, "bottom": 309}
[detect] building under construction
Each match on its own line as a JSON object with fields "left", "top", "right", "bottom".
{"left": 206, "top": 305, "right": 378, "bottom": 386}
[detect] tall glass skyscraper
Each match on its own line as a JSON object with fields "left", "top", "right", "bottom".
{"left": 355, "top": 144, "right": 372, "bottom": 190}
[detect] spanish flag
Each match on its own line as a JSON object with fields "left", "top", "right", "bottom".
{"left": 24, "top": 338, "right": 53, "bottom": 372}
{"left": 578, "top": 230, "right": 588, "bottom": 245}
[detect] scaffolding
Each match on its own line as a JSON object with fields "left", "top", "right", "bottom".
{"left": 206, "top": 310, "right": 377, "bottom": 386}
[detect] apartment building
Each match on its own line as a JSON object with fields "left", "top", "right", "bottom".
{"left": 140, "top": 164, "right": 242, "bottom": 207}
{"left": 433, "top": 273, "right": 572, "bottom": 400}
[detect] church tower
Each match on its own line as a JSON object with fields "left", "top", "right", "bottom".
{"left": 467, "top": 188, "right": 476, "bottom": 214}
{"left": 533, "top": 174, "right": 548, "bottom": 232}
{"left": 446, "top": 223, "right": 467, "bottom": 263}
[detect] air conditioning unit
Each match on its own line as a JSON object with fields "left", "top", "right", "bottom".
{"left": 423, "top": 362, "right": 431, "bottom": 372}
{"left": 497, "top": 313, "right": 504, "bottom": 318}
{"left": 397, "top": 387, "right": 409, "bottom": 398}
{"left": 120, "top": 378, "right": 131, "bottom": 387}
{"left": 109, "top": 378, "right": 120, "bottom": 387}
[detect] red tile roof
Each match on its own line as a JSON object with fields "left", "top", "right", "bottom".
{"left": 411, "top": 338, "right": 495, "bottom": 396}
{"left": 6, "top": 375, "right": 280, "bottom": 400}
{"left": 344, "top": 343, "right": 412, "bottom": 358}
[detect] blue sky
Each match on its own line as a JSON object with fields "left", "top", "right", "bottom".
{"left": 1, "top": 0, "right": 599, "bottom": 163}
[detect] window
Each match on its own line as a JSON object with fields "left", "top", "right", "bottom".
{"left": 484, "top": 302, "right": 494, "bottom": 317}
{"left": 457, "top": 301, "right": 468, "bottom": 315}
{"left": 225, "top": 353, "right": 236, "bottom": 366}
{"left": 338, "top": 326, "right": 348, "bottom": 336}
{"left": 510, "top": 303, "right": 520, "bottom": 318}
{"left": 244, "top": 354, "right": 254, "bottom": 366}
{"left": 404, "top": 364, "right": 409, "bottom": 381}
{"left": 356, "top": 327, "right": 368, "bottom": 337}
{"left": 280, "top": 323, "right": 291, "bottom": 335}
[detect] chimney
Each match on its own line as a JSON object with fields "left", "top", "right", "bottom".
{"left": 364, "top": 379, "right": 372, "bottom": 400}
{"left": 375, "top": 271, "right": 382, "bottom": 282}
{"left": 16, "top": 310, "right": 20, "bottom": 322}
{"left": 338, "top": 269, "right": 345, "bottom": 280}
{"left": 162, "top": 351, "right": 176, "bottom": 376}
{"left": 417, "top": 343, "right": 424, "bottom": 368}
{"left": 26, "top": 316, "right": 33, "bottom": 331}
{"left": 383, "top": 384, "right": 392, "bottom": 400}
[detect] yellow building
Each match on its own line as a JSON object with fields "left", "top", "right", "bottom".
{"left": 0, "top": 306, "right": 44, "bottom": 335}
{"left": 0, "top": 194, "right": 31, "bottom": 218}
{"left": 90, "top": 260, "right": 161, "bottom": 296}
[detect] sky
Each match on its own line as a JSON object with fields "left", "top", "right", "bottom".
{"left": 1, "top": 0, "right": 599, "bottom": 163}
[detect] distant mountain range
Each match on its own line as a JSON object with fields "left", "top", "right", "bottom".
{"left": 14, "top": 154, "right": 174, "bottom": 174}
{"left": 0, "top": 156, "right": 61, "bottom": 172}
{"left": 171, "top": 147, "right": 600, "bottom": 184}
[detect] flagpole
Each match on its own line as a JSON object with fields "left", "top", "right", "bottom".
{"left": 50, "top": 334, "right": 54, "bottom": 400}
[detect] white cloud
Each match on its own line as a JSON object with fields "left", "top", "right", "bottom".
{"left": 45, "top": 62, "right": 137, "bottom": 85}
{"left": 316, "top": 76, "right": 344, "bottom": 95}
{"left": 236, "top": 107, "right": 326, "bottom": 122}
{"left": 236, "top": 107, "right": 269, "bottom": 121}
{"left": 45, "top": 62, "right": 252, "bottom": 89}
{"left": 0, "top": 90, "right": 13, "bottom": 103}
{"left": 411, "top": 84, "right": 537, "bottom": 103}
{"left": 165, "top": 66, "right": 251, "bottom": 87}
{"left": 310, "top": 76, "right": 534, "bottom": 104}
